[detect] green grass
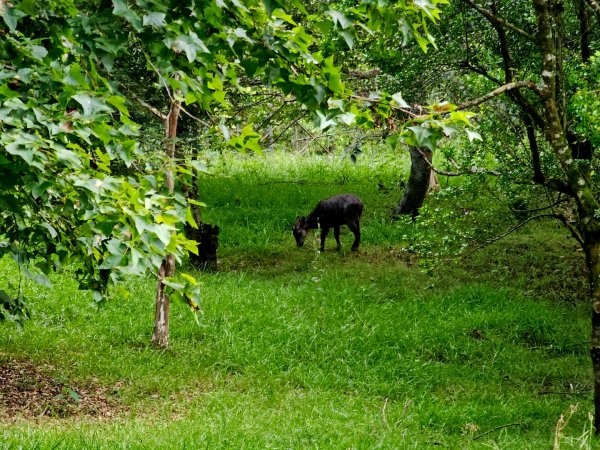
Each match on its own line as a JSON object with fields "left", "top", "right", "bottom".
{"left": 0, "top": 149, "right": 596, "bottom": 448}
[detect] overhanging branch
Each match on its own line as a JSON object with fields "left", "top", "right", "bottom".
{"left": 457, "top": 81, "right": 540, "bottom": 111}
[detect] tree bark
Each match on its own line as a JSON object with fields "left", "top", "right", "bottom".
{"left": 152, "top": 96, "right": 181, "bottom": 348}
{"left": 584, "top": 235, "right": 600, "bottom": 433}
{"left": 393, "top": 147, "right": 433, "bottom": 218}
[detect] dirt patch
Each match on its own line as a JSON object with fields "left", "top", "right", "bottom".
{"left": 0, "top": 358, "right": 126, "bottom": 420}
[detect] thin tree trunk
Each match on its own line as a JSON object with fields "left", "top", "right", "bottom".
{"left": 393, "top": 147, "right": 433, "bottom": 218}
{"left": 576, "top": 0, "right": 592, "bottom": 63}
{"left": 152, "top": 96, "right": 181, "bottom": 348}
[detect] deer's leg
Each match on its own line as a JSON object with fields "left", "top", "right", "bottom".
{"left": 320, "top": 226, "right": 330, "bottom": 252}
{"left": 347, "top": 220, "right": 361, "bottom": 251}
{"left": 334, "top": 226, "right": 341, "bottom": 251}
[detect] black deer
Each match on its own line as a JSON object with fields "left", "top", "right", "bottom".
{"left": 293, "top": 194, "right": 363, "bottom": 252}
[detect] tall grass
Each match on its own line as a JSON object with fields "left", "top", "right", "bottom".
{"left": 0, "top": 148, "right": 594, "bottom": 448}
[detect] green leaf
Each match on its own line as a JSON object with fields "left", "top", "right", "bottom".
{"left": 185, "top": 208, "right": 198, "bottom": 229}
{"left": 1, "top": 4, "right": 24, "bottom": 32}
{"left": 17, "top": 0, "right": 36, "bottom": 15}
{"left": 72, "top": 93, "right": 112, "bottom": 117}
{"left": 271, "top": 9, "right": 297, "bottom": 25}
{"left": 5, "top": 143, "right": 34, "bottom": 165}
{"left": 68, "top": 389, "right": 80, "bottom": 402}
{"left": 112, "top": 0, "right": 142, "bottom": 30}
{"left": 466, "top": 129, "right": 482, "bottom": 142}
{"left": 392, "top": 92, "right": 410, "bottom": 109}
{"left": 56, "top": 147, "right": 83, "bottom": 168}
{"left": 340, "top": 30, "right": 354, "bottom": 49}
{"left": 0, "top": 84, "right": 20, "bottom": 100}
{"left": 316, "top": 111, "right": 337, "bottom": 129}
{"left": 64, "top": 64, "right": 89, "bottom": 88}
{"left": 263, "top": 0, "right": 282, "bottom": 16}
{"left": 29, "top": 45, "right": 48, "bottom": 62}
{"left": 165, "top": 33, "right": 209, "bottom": 62}
{"left": 326, "top": 10, "right": 352, "bottom": 29}
{"left": 407, "top": 126, "right": 435, "bottom": 149}
{"left": 143, "top": 12, "right": 166, "bottom": 28}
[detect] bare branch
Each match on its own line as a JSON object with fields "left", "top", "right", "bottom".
{"left": 459, "top": 61, "right": 504, "bottom": 86}
{"left": 460, "top": 0, "right": 536, "bottom": 41}
{"left": 144, "top": 54, "right": 213, "bottom": 128}
{"left": 459, "top": 213, "right": 560, "bottom": 259}
{"left": 269, "top": 111, "right": 309, "bottom": 147}
{"left": 297, "top": 124, "right": 331, "bottom": 154}
{"left": 347, "top": 68, "right": 381, "bottom": 79}
{"left": 554, "top": 213, "right": 585, "bottom": 246}
{"left": 257, "top": 100, "right": 291, "bottom": 132}
{"left": 413, "top": 148, "right": 500, "bottom": 177}
{"left": 124, "top": 86, "right": 167, "bottom": 121}
{"left": 457, "top": 81, "right": 540, "bottom": 111}
{"left": 473, "top": 423, "right": 523, "bottom": 441}
{"left": 350, "top": 94, "right": 427, "bottom": 118}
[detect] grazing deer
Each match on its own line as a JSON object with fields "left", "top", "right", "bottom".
{"left": 293, "top": 194, "right": 363, "bottom": 252}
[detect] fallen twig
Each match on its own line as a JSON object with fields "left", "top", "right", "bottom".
{"left": 473, "top": 422, "right": 522, "bottom": 441}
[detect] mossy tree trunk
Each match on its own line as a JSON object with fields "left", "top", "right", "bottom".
{"left": 586, "top": 236, "right": 600, "bottom": 431}
{"left": 531, "top": 0, "right": 600, "bottom": 430}
{"left": 459, "top": 0, "right": 600, "bottom": 428}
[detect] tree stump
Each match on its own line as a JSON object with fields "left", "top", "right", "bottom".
{"left": 185, "top": 223, "right": 220, "bottom": 271}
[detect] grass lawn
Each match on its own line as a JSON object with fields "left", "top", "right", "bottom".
{"left": 0, "top": 149, "right": 595, "bottom": 448}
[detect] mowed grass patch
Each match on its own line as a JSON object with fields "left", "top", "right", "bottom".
{"left": 0, "top": 148, "right": 595, "bottom": 448}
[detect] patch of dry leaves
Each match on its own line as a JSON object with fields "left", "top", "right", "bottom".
{"left": 0, "top": 357, "right": 126, "bottom": 421}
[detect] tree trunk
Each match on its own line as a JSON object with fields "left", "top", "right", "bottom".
{"left": 152, "top": 254, "right": 174, "bottom": 348}
{"left": 393, "top": 147, "right": 433, "bottom": 218}
{"left": 152, "top": 96, "right": 180, "bottom": 348}
{"left": 585, "top": 235, "right": 600, "bottom": 433}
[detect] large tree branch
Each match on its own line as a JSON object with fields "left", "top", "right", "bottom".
{"left": 459, "top": 0, "right": 536, "bottom": 41}
{"left": 456, "top": 81, "right": 541, "bottom": 111}
{"left": 524, "top": 114, "right": 545, "bottom": 184}
{"left": 458, "top": 62, "right": 545, "bottom": 128}
{"left": 487, "top": 0, "right": 549, "bottom": 135}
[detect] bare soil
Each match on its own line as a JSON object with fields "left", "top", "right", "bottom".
{"left": 0, "top": 357, "right": 125, "bottom": 420}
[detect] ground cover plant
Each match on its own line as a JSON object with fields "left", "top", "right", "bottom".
{"left": 0, "top": 148, "right": 596, "bottom": 448}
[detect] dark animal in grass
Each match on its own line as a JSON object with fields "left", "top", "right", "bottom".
{"left": 293, "top": 194, "right": 363, "bottom": 252}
